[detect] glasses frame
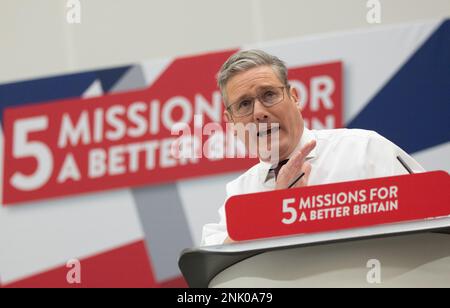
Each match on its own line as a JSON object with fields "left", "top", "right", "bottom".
{"left": 226, "top": 86, "right": 287, "bottom": 118}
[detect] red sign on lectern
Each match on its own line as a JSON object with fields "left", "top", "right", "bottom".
{"left": 226, "top": 171, "right": 450, "bottom": 241}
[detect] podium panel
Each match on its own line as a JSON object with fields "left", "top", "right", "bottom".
{"left": 179, "top": 173, "right": 450, "bottom": 288}
{"left": 209, "top": 233, "right": 450, "bottom": 288}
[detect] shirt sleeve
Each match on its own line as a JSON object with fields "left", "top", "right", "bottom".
{"left": 200, "top": 181, "right": 237, "bottom": 246}
{"left": 200, "top": 205, "right": 228, "bottom": 246}
{"left": 365, "top": 131, "right": 426, "bottom": 177}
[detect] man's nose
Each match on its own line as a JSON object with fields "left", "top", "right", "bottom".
{"left": 253, "top": 99, "right": 270, "bottom": 122}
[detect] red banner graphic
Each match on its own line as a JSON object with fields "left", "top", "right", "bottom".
{"left": 0, "top": 240, "right": 187, "bottom": 288}
{"left": 226, "top": 171, "right": 450, "bottom": 241}
{"left": 2, "top": 50, "right": 342, "bottom": 205}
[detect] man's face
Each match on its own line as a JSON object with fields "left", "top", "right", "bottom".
{"left": 224, "top": 65, "right": 304, "bottom": 163}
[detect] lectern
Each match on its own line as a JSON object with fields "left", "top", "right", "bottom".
{"left": 179, "top": 172, "right": 450, "bottom": 287}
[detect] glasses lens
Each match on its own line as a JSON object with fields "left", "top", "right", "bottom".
{"left": 232, "top": 99, "right": 253, "bottom": 117}
{"left": 260, "top": 87, "right": 283, "bottom": 106}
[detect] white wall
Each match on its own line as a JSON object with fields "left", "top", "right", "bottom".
{"left": 1, "top": 0, "right": 449, "bottom": 84}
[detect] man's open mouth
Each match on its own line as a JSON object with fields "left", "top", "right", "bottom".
{"left": 257, "top": 125, "right": 280, "bottom": 138}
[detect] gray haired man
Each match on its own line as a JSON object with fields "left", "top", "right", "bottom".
{"left": 201, "top": 49, "right": 424, "bottom": 246}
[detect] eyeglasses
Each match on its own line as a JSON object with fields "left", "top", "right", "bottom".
{"left": 226, "top": 86, "right": 286, "bottom": 118}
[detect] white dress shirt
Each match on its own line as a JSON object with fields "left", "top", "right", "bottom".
{"left": 201, "top": 127, "right": 425, "bottom": 246}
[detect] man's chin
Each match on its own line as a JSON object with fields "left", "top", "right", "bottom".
{"left": 252, "top": 137, "right": 287, "bottom": 163}
{"left": 257, "top": 147, "right": 285, "bottom": 165}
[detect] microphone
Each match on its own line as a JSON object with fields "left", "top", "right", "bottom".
{"left": 397, "top": 156, "right": 414, "bottom": 174}
{"left": 288, "top": 172, "right": 305, "bottom": 189}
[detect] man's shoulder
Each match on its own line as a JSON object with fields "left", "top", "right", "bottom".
{"left": 313, "top": 128, "right": 397, "bottom": 164}
{"left": 314, "top": 127, "right": 380, "bottom": 140}
{"left": 313, "top": 128, "right": 387, "bottom": 147}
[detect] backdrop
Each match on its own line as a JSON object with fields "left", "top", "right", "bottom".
{"left": 0, "top": 18, "right": 448, "bottom": 287}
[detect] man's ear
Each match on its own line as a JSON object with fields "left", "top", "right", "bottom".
{"left": 224, "top": 109, "right": 233, "bottom": 123}
{"left": 224, "top": 110, "right": 238, "bottom": 136}
{"left": 289, "top": 86, "right": 302, "bottom": 112}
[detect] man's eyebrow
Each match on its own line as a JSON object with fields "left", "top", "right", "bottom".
{"left": 233, "top": 93, "right": 252, "bottom": 104}
{"left": 231, "top": 84, "right": 280, "bottom": 104}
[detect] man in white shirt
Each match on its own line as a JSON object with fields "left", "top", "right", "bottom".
{"left": 201, "top": 49, "right": 425, "bottom": 246}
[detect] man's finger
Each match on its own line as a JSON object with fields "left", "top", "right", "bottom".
{"left": 279, "top": 140, "right": 316, "bottom": 179}
{"left": 292, "top": 161, "right": 312, "bottom": 188}
{"left": 276, "top": 140, "right": 316, "bottom": 189}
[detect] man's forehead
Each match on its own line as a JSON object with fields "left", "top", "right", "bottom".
{"left": 226, "top": 66, "right": 281, "bottom": 99}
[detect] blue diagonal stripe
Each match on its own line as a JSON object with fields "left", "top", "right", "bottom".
{"left": 0, "top": 65, "right": 133, "bottom": 125}
{"left": 348, "top": 19, "right": 450, "bottom": 154}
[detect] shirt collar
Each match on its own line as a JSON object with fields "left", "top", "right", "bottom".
{"left": 260, "top": 126, "right": 317, "bottom": 184}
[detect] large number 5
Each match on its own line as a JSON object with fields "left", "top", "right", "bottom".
{"left": 10, "top": 117, "right": 53, "bottom": 191}
{"left": 282, "top": 198, "right": 297, "bottom": 225}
